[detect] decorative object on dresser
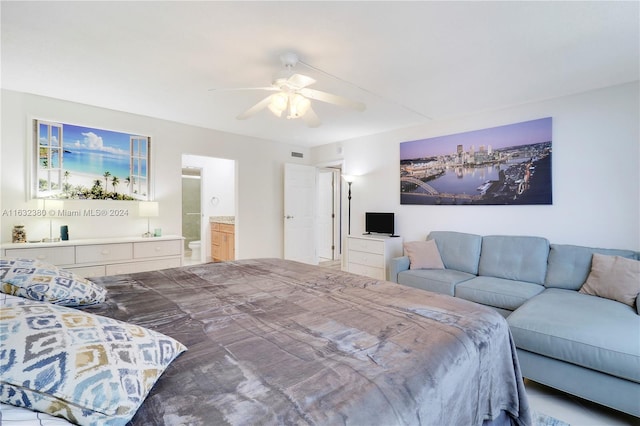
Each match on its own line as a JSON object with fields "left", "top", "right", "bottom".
{"left": 344, "top": 234, "right": 403, "bottom": 280}
{"left": 138, "top": 201, "right": 159, "bottom": 237}
{"left": 0, "top": 235, "right": 184, "bottom": 278}
{"left": 210, "top": 217, "right": 235, "bottom": 262}
{"left": 11, "top": 225, "right": 26, "bottom": 243}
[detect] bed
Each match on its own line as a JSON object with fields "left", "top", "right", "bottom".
{"left": 1, "top": 258, "right": 531, "bottom": 425}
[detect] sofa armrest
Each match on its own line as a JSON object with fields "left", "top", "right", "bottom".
{"left": 389, "top": 256, "right": 410, "bottom": 283}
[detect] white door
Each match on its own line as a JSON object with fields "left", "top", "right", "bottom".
{"left": 284, "top": 163, "right": 317, "bottom": 264}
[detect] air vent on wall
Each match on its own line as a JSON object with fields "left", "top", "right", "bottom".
{"left": 291, "top": 152, "right": 304, "bottom": 158}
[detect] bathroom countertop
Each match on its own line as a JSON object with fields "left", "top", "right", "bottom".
{"left": 209, "top": 216, "right": 235, "bottom": 224}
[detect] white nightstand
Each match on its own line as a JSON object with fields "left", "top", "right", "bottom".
{"left": 343, "top": 234, "right": 403, "bottom": 281}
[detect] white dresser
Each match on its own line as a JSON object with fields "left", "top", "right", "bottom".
{"left": 343, "top": 235, "right": 403, "bottom": 281}
{"left": 1, "top": 235, "right": 184, "bottom": 277}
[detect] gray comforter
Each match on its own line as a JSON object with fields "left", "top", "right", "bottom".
{"left": 86, "top": 258, "right": 531, "bottom": 426}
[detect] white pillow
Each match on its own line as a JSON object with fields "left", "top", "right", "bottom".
{"left": 404, "top": 240, "right": 445, "bottom": 270}
{"left": 579, "top": 253, "right": 640, "bottom": 310}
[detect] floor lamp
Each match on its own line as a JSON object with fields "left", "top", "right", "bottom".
{"left": 343, "top": 175, "right": 355, "bottom": 235}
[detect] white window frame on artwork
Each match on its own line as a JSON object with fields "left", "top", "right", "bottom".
{"left": 34, "top": 120, "right": 64, "bottom": 198}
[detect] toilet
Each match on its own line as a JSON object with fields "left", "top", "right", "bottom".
{"left": 188, "top": 240, "right": 201, "bottom": 261}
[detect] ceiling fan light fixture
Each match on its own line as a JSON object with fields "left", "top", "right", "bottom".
{"left": 268, "top": 92, "right": 288, "bottom": 117}
{"left": 288, "top": 94, "right": 310, "bottom": 119}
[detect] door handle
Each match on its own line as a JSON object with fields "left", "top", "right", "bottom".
{"left": 285, "top": 215, "right": 294, "bottom": 219}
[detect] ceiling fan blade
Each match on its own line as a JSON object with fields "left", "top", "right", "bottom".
{"left": 236, "top": 95, "right": 273, "bottom": 120}
{"left": 299, "top": 88, "right": 366, "bottom": 112}
{"left": 287, "top": 73, "right": 316, "bottom": 89}
{"left": 209, "top": 86, "right": 277, "bottom": 92}
{"left": 302, "top": 106, "right": 321, "bottom": 128}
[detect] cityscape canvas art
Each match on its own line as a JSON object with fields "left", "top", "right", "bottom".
{"left": 400, "top": 117, "right": 552, "bottom": 205}
{"left": 35, "top": 120, "right": 151, "bottom": 200}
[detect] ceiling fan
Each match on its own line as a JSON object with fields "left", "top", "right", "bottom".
{"left": 212, "top": 53, "right": 366, "bottom": 128}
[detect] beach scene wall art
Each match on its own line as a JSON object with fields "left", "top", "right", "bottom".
{"left": 400, "top": 117, "right": 552, "bottom": 205}
{"left": 35, "top": 120, "right": 151, "bottom": 200}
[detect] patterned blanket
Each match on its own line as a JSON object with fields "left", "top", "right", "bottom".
{"left": 86, "top": 258, "right": 531, "bottom": 425}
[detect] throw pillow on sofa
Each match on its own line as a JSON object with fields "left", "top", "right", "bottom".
{"left": 579, "top": 253, "right": 640, "bottom": 310}
{"left": 403, "top": 240, "right": 445, "bottom": 270}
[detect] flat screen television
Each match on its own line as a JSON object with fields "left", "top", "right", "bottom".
{"left": 365, "top": 212, "right": 395, "bottom": 236}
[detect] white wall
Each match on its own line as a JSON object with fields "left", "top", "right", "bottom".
{"left": 312, "top": 82, "right": 640, "bottom": 251}
{"left": 182, "top": 154, "right": 236, "bottom": 217}
{"left": 0, "top": 90, "right": 310, "bottom": 259}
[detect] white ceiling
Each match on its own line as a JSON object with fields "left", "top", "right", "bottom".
{"left": 2, "top": 1, "right": 638, "bottom": 148}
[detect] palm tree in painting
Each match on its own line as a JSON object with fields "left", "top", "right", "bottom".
{"left": 103, "top": 171, "right": 111, "bottom": 192}
{"left": 111, "top": 176, "right": 120, "bottom": 194}
{"left": 63, "top": 170, "right": 71, "bottom": 194}
{"left": 124, "top": 176, "right": 131, "bottom": 195}
{"left": 91, "top": 179, "right": 103, "bottom": 198}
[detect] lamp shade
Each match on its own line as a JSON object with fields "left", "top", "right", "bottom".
{"left": 268, "top": 92, "right": 288, "bottom": 117}
{"left": 139, "top": 201, "right": 159, "bottom": 217}
{"left": 343, "top": 175, "right": 356, "bottom": 183}
{"left": 44, "top": 199, "right": 64, "bottom": 211}
{"left": 289, "top": 94, "right": 310, "bottom": 118}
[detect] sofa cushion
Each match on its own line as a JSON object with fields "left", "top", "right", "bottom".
{"left": 545, "top": 244, "right": 638, "bottom": 290}
{"left": 427, "top": 231, "right": 482, "bottom": 275}
{"left": 455, "top": 276, "right": 545, "bottom": 311}
{"left": 398, "top": 269, "right": 476, "bottom": 296}
{"left": 478, "top": 235, "right": 549, "bottom": 284}
{"left": 579, "top": 254, "right": 640, "bottom": 309}
{"left": 403, "top": 240, "right": 445, "bottom": 270}
{"left": 508, "top": 288, "right": 640, "bottom": 383}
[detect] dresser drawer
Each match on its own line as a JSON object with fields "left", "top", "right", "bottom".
{"left": 76, "top": 243, "right": 133, "bottom": 264}
{"left": 348, "top": 238, "right": 385, "bottom": 254}
{"left": 105, "top": 257, "right": 182, "bottom": 275}
{"left": 4, "top": 246, "right": 75, "bottom": 265}
{"left": 133, "top": 240, "right": 182, "bottom": 259}
{"left": 347, "top": 262, "right": 385, "bottom": 280}
{"left": 65, "top": 265, "right": 106, "bottom": 278}
{"left": 347, "top": 249, "right": 384, "bottom": 268}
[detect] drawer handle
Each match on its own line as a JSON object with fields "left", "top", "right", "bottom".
{"left": 101, "top": 250, "right": 110, "bottom": 255}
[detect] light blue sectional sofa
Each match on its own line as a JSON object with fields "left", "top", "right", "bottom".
{"left": 390, "top": 231, "right": 640, "bottom": 417}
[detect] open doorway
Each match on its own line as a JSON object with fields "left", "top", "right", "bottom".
{"left": 181, "top": 167, "right": 202, "bottom": 263}
{"left": 317, "top": 168, "right": 341, "bottom": 263}
{"left": 181, "top": 154, "right": 236, "bottom": 264}
{"left": 283, "top": 161, "right": 343, "bottom": 266}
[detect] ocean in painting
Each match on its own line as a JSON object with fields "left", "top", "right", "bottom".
{"left": 60, "top": 150, "right": 133, "bottom": 179}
